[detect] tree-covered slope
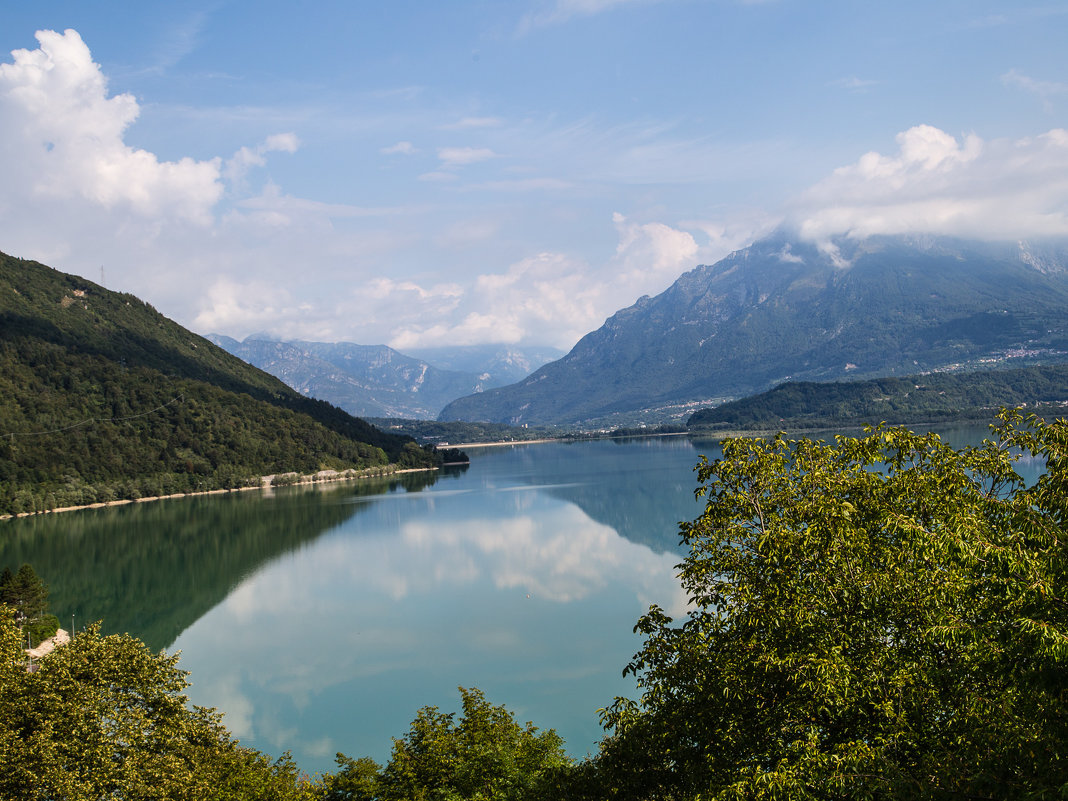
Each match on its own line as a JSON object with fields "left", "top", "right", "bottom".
{"left": 688, "top": 364, "right": 1068, "bottom": 430}
{"left": 0, "top": 252, "right": 434, "bottom": 515}
{"left": 439, "top": 234, "right": 1068, "bottom": 426}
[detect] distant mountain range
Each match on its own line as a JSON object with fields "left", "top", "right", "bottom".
{"left": 206, "top": 336, "right": 562, "bottom": 419}
{"left": 439, "top": 233, "right": 1068, "bottom": 426}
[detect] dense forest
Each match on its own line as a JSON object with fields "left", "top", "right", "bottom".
{"left": 688, "top": 363, "right": 1068, "bottom": 431}
{"left": 0, "top": 252, "right": 436, "bottom": 515}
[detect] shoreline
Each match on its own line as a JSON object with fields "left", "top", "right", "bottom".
{"left": 0, "top": 465, "right": 437, "bottom": 521}
{"left": 451, "top": 431, "right": 697, "bottom": 449}
{"left": 448, "top": 418, "right": 1002, "bottom": 450}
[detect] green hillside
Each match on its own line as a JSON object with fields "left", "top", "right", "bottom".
{"left": 0, "top": 252, "right": 435, "bottom": 515}
{"left": 688, "top": 364, "right": 1068, "bottom": 431}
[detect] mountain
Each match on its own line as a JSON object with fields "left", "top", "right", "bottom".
{"left": 0, "top": 251, "right": 435, "bottom": 515}
{"left": 207, "top": 337, "right": 563, "bottom": 419}
{"left": 402, "top": 344, "right": 565, "bottom": 385}
{"left": 439, "top": 233, "right": 1068, "bottom": 427}
{"left": 687, "top": 364, "right": 1068, "bottom": 431}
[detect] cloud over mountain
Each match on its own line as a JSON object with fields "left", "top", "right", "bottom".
{"left": 1, "top": 9, "right": 1067, "bottom": 353}
{"left": 792, "top": 125, "right": 1068, "bottom": 244}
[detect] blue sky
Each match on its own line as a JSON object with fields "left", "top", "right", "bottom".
{"left": 1, "top": 1, "right": 1066, "bottom": 350}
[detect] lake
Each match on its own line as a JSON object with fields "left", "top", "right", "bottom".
{"left": 0, "top": 425, "right": 1042, "bottom": 776}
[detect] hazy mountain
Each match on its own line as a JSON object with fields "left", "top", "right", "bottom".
{"left": 403, "top": 344, "right": 565, "bottom": 385}
{"left": 439, "top": 233, "right": 1068, "bottom": 426}
{"left": 207, "top": 337, "right": 562, "bottom": 419}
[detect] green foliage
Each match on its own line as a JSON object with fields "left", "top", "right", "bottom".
{"left": 0, "top": 562, "right": 49, "bottom": 622}
{"left": 22, "top": 613, "right": 59, "bottom": 648}
{"left": 596, "top": 412, "right": 1068, "bottom": 799}
{"left": 436, "top": 448, "right": 470, "bottom": 464}
{"left": 367, "top": 418, "right": 560, "bottom": 445}
{"left": 0, "top": 614, "right": 318, "bottom": 800}
{"left": 688, "top": 364, "right": 1068, "bottom": 430}
{"left": 320, "top": 755, "right": 382, "bottom": 801}
{"left": 0, "top": 252, "right": 437, "bottom": 515}
{"left": 329, "top": 687, "right": 572, "bottom": 801}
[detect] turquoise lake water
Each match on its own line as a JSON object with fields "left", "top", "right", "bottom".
{"left": 0, "top": 425, "right": 1042, "bottom": 776}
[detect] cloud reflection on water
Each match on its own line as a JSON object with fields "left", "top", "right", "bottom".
{"left": 173, "top": 485, "right": 686, "bottom": 773}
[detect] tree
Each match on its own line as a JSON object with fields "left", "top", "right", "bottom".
{"left": 0, "top": 613, "right": 318, "bottom": 800}
{"left": 597, "top": 412, "right": 1068, "bottom": 799}
{"left": 327, "top": 687, "right": 572, "bottom": 801}
{"left": 0, "top": 563, "right": 49, "bottom": 623}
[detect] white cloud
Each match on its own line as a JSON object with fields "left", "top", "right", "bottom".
{"left": 791, "top": 124, "right": 1068, "bottom": 243}
{"left": 191, "top": 276, "right": 304, "bottom": 335}
{"left": 389, "top": 251, "right": 601, "bottom": 349}
{"left": 0, "top": 29, "right": 224, "bottom": 224}
{"left": 380, "top": 140, "right": 417, "bottom": 155}
{"left": 224, "top": 133, "right": 299, "bottom": 185}
{"left": 387, "top": 214, "right": 719, "bottom": 350}
{"left": 442, "top": 117, "right": 503, "bottom": 130}
{"left": 612, "top": 212, "right": 697, "bottom": 275}
{"left": 417, "top": 170, "right": 458, "bottom": 182}
{"left": 829, "top": 76, "right": 878, "bottom": 93}
{"left": 1002, "top": 68, "right": 1068, "bottom": 112}
{"left": 437, "top": 146, "right": 497, "bottom": 167}
{"left": 518, "top": 0, "right": 661, "bottom": 32}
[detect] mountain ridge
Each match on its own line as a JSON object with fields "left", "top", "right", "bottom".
{"left": 207, "top": 336, "right": 563, "bottom": 419}
{"left": 439, "top": 233, "right": 1068, "bottom": 426}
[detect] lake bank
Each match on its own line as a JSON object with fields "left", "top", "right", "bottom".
{"left": 0, "top": 465, "right": 436, "bottom": 521}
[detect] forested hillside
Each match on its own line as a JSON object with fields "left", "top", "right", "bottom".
{"left": 688, "top": 364, "right": 1068, "bottom": 430}
{"left": 0, "top": 252, "right": 435, "bottom": 515}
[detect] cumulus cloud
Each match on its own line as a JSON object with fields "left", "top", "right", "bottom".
{"left": 612, "top": 212, "right": 698, "bottom": 278}
{"left": 191, "top": 276, "right": 305, "bottom": 335}
{"left": 389, "top": 251, "right": 601, "bottom": 349}
{"left": 791, "top": 124, "right": 1068, "bottom": 243}
{"left": 388, "top": 214, "right": 717, "bottom": 350}
{"left": 0, "top": 29, "right": 224, "bottom": 224}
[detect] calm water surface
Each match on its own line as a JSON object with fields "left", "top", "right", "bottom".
{"left": 0, "top": 427, "right": 1042, "bottom": 775}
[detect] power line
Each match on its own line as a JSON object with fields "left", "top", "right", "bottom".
{"left": 3, "top": 394, "right": 184, "bottom": 439}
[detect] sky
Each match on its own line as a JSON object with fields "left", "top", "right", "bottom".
{"left": 0, "top": 1, "right": 1066, "bottom": 352}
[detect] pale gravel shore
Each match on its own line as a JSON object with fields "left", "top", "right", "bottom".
{"left": 25, "top": 628, "right": 70, "bottom": 660}
{"left": 451, "top": 431, "right": 696, "bottom": 449}
{"left": 447, "top": 438, "right": 559, "bottom": 449}
{"left": 1, "top": 465, "right": 437, "bottom": 520}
